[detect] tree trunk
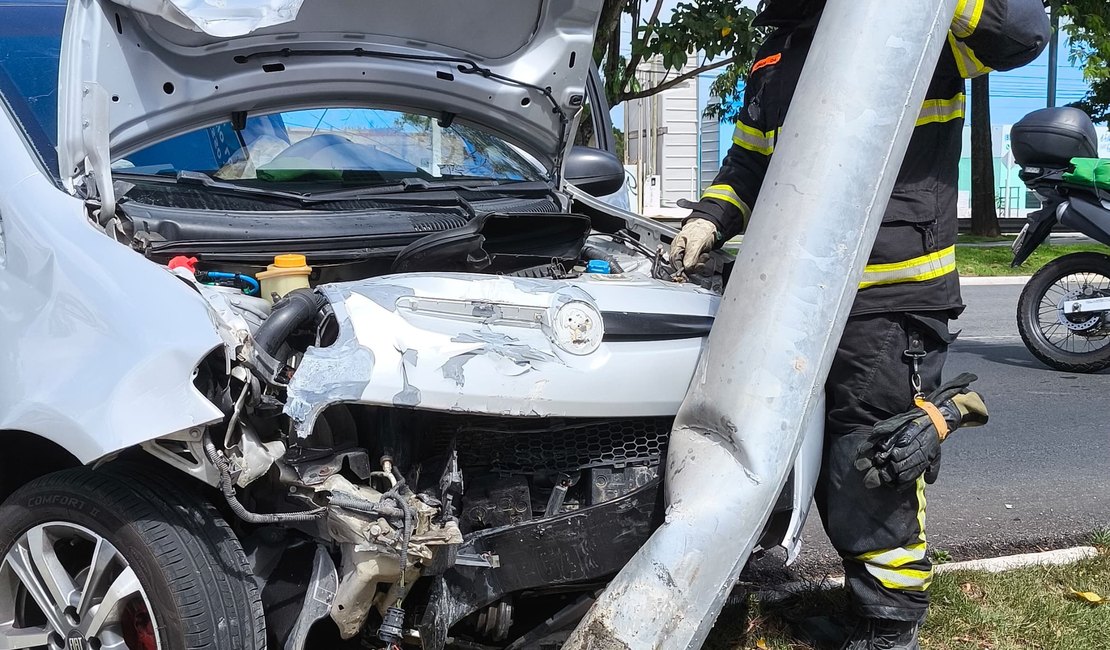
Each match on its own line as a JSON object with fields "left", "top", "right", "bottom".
{"left": 970, "top": 74, "right": 1000, "bottom": 237}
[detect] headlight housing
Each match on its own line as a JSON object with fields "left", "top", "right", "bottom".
{"left": 550, "top": 300, "right": 604, "bottom": 355}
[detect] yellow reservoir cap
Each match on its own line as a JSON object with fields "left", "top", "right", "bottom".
{"left": 273, "top": 253, "right": 307, "bottom": 268}
{"left": 257, "top": 254, "right": 312, "bottom": 303}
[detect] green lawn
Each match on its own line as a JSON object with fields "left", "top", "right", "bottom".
{"left": 724, "top": 237, "right": 1104, "bottom": 277}
{"left": 704, "top": 541, "right": 1110, "bottom": 650}
{"left": 957, "top": 244, "right": 1106, "bottom": 277}
{"left": 957, "top": 234, "right": 1016, "bottom": 244}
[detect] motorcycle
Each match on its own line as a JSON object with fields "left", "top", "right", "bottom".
{"left": 1009, "top": 107, "right": 1110, "bottom": 372}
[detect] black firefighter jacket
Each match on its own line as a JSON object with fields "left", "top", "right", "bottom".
{"left": 687, "top": 0, "right": 1050, "bottom": 316}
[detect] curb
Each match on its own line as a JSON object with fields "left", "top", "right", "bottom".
{"left": 960, "top": 276, "right": 1031, "bottom": 286}
{"left": 750, "top": 546, "right": 1100, "bottom": 599}
{"left": 935, "top": 546, "right": 1099, "bottom": 573}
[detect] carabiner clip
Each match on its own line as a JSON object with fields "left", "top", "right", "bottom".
{"left": 904, "top": 329, "right": 927, "bottom": 399}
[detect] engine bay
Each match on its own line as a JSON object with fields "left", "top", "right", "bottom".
{"left": 122, "top": 184, "right": 730, "bottom": 648}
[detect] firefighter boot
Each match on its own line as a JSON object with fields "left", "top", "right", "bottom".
{"left": 840, "top": 618, "right": 921, "bottom": 650}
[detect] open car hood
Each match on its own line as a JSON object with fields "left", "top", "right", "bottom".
{"left": 57, "top": 0, "right": 602, "bottom": 198}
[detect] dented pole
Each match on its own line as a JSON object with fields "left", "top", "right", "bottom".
{"left": 563, "top": 0, "right": 960, "bottom": 647}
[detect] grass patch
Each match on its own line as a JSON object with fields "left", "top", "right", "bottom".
{"left": 958, "top": 234, "right": 1016, "bottom": 244}
{"left": 957, "top": 244, "right": 1105, "bottom": 277}
{"left": 705, "top": 552, "right": 1110, "bottom": 650}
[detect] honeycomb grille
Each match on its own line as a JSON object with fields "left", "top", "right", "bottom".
{"left": 424, "top": 415, "right": 673, "bottom": 474}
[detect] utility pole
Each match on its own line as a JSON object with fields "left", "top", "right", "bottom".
{"left": 1047, "top": 3, "right": 1059, "bottom": 107}
{"left": 562, "top": 0, "right": 960, "bottom": 647}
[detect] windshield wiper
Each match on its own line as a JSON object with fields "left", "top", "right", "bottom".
{"left": 174, "top": 171, "right": 312, "bottom": 202}
{"left": 300, "top": 178, "right": 551, "bottom": 202}
{"left": 117, "top": 170, "right": 311, "bottom": 206}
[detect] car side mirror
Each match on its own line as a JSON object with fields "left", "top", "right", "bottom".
{"left": 564, "top": 146, "right": 625, "bottom": 198}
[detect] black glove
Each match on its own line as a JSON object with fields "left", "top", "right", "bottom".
{"left": 856, "top": 373, "right": 988, "bottom": 489}
{"left": 923, "top": 447, "right": 941, "bottom": 485}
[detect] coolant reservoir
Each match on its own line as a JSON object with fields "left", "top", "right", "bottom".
{"left": 257, "top": 254, "right": 311, "bottom": 302}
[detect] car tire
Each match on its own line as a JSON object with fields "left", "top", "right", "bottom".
{"left": 0, "top": 463, "right": 266, "bottom": 650}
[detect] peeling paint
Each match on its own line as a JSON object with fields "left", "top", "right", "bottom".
{"left": 350, "top": 284, "right": 415, "bottom": 313}
{"left": 286, "top": 335, "right": 375, "bottom": 438}
{"left": 393, "top": 348, "right": 422, "bottom": 407}
{"left": 452, "top": 329, "right": 560, "bottom": 369}
{"left": 439, "top": 353, "right": 476, "bottom": 387}
{"left": 283, "top": 272, "right": 716, "bottom": 422}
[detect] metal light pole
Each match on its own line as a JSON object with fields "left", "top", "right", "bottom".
{"left": 562, "top": 0, "right": 959, "bottom": 647}
{"left": 1047, "top": 4, "right": 1059, "bottom": 107}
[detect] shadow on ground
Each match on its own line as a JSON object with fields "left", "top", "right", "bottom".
{"left": 954, "top": 341, "right": 1110, "bottom": 374}
{"left": 704, "top": 587, "right": 851, "bottom": 650}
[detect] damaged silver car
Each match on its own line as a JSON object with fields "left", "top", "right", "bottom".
{"left": 0, "top": 1, "right": 822, "bottom": 648}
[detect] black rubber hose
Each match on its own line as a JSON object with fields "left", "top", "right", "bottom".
{"left": 582, "top": 245, "right": 625, "bottom": 274}
{"left": 252, "top": 288, "right": 327, "bottom": 359}
{"left": 382, "top": 467, "right": 414, "bottom": 581}
{"left": 202, "top": 437, "right": 326, "bottom": 524}
{"left": 328, "top": 493, "right": 405, "bottom": 520}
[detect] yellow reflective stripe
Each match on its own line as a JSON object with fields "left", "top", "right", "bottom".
{"left": 859, "top": 245, "right": 957, "bottom": 289}
{"left": 951, "top": 0, "right": 985, "bottom": 38}
{"left": 732, "top": 123, "right": 777, "bottom": 156}
{"left": 859, "top": 478, "right": 932, "bottom": 591}
{"left": 916, "top": 93, "right": 965, "bottom": 127}
{"left": 857, "top": 543, "right": 927, "bottom": 569}
{"left": 948, "top": 32, "right": 992, "bottom": 79}
{"left": 916, "top": 474, "right": 928, "bottom": 545}
{"left": 865, "top": 565, "right": 934, "bottom": 591}
{"left": 701, "top": 184, "right": 752, "bottom": 221}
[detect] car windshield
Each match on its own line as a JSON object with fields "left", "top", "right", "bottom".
{"left": 0, "top": 3, "right": 542, "bottom": 187}
{"left": 115, "top": 108, "right": 545, "bottom": 186}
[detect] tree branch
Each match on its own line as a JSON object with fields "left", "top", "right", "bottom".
{"left": 593, "top": 0, "right": 626, "bottom": 65}
{"left": 617, "top": 54, "right": 741, "bottom": 103}
{"left": 620, "top": 0, "right": 665, "bottom": 95}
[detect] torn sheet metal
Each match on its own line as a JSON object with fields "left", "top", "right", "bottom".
{"left": 111, "top": 0, "right": 305, "bottom": 37}
{"left": 284, "top": 273, "right": 718, "bottom": 438}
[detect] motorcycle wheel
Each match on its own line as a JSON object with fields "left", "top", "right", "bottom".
{"left": 0, "top": 464, "right": 266, "bottom": 650}
{"left": 1017, "top": 252, "right": 1110, "bottom": 373}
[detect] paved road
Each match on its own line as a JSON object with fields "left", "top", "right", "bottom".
{"left": 761, "top": 281, "right": 1110, "bottom": 577}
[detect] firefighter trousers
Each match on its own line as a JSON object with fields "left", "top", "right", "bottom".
{"left": 817, "top": 311, "right": 954, "bottom": 622}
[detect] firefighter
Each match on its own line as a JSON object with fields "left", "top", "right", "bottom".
{"left": 669, "top": 0, "right": 1049, "bottom": 647}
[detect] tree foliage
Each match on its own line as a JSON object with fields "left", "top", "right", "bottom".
{"left": 693, "top": 1, "right": 1110, "bottom": 123}
{"left": 593, "top": 1, "right": 762, "bottom": 108}
{"left": 1057, "top": 0, "right": 1110, "bottom": 121}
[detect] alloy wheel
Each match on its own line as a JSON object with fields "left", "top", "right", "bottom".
{"left": 0, "top": 522, "right": 160, "bottom": 650}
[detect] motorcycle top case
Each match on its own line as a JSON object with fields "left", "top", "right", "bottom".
{"left": 1011, "top": 107, "right": 1099, "bottom": 168}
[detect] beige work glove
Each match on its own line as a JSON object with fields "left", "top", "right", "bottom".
{"left": 669, "top": 218, "right": 719, "bottom": 273}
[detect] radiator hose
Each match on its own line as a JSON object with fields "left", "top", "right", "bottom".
{"left": 253, "top": 288, "right": 327, "bottom": 360}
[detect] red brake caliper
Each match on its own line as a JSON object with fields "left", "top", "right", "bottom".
{"left": 121, "top": 599, "right": 158, "bottom": 650}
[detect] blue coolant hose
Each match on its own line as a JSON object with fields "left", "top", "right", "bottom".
{"left": 202, "top": 271, "right": 261, "bottom": 296}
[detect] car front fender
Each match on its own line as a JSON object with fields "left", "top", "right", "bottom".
{"left": 0, "top": 157, "right": 224, "bottom": 463}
